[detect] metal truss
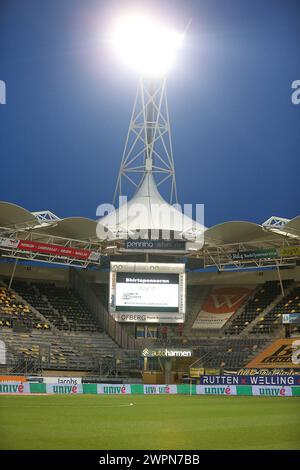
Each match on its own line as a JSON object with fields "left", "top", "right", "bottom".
{"left": 0, "top": 227, "right": 102, "bottom": 268}
{"left": 262, "top": 216, "right": 290, "bottom": 228}
{"left": 113, "top": 78, "right": 178, "bottom": 205}
{"left": 32, "top": 210, "right": 61, "bottom": 225}
{"left": 262, "top": 215, "right": 299, "bottom": 240}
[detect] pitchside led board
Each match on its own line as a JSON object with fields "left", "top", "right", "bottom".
{"left": 109, "top": 262, "right": 186, "bottom": 323}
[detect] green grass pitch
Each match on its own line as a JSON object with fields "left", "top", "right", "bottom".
{"left": 0, "top": 394, "right": 299, "bottom": 450}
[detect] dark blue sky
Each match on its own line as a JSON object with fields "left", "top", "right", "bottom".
{"left": 0, "top": 0, "right": 299, "bottom": 227}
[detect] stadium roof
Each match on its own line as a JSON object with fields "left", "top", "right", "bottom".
{"left": 0, "top": 201, "right": 37, "bottom": 229}
{"left": 204, "top": 221, "right": 286, "bottom": 246}
{"left": 0, "top": 199, "right": 299, "bottom": 247}
{"left": 279, "top": 216, "right": 300, "bottom": 238}
{"left": 37, "top": 217, "right": 98, "bottom": 241}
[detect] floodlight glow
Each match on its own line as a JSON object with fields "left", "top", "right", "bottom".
{"left": 111, "top": 14, "right": 184, "bottom": 77}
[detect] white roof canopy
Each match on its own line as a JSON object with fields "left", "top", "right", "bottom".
{"left": 0, "top": 199, "right": 299, "bottom": 248}
{"left": 97, "top": 173, "right": 205, "bottom": 241}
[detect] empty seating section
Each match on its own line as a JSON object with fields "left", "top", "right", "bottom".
{"left": 12, "top": 280, "right": 99, "bottom": 332}
{"left": 1, "top": 275, "right": 299, "bottom": 375}
{"left": 1, "top": 327, "right": 119, "bottom": 372}
{"left": 250, "top": 285, "right": 300, "bottom": 335}
{"left": 225, "top": 280, "right": 293, "bottom": 335}
{"left": 0, "top": 278, "right": 120, "bottom": 372}
{"left": 193, "top": 338, "right": 267, "bottom": 369}
{"left": 0, "top": 285, "right": 50, "bottom": 330}
{"left": 62, "top": 332, "right": 119, "bottom": 359}
{"left": 1, "top": 329, "right": 95, "bottom": 370}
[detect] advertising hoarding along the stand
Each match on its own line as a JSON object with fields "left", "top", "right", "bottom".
{"left": 0, "top": 382, "right": 299, "bottom": 396}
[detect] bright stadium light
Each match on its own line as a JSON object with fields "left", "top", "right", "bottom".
{"left": 110, "top": 14, "right": 184, "bottom": 77}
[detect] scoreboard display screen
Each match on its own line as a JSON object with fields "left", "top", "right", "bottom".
{"left": 109, "top": 262, "right": 186, "bottom": 323}
{"left": 115, "top": 272, "right": 179, "bottom": 312}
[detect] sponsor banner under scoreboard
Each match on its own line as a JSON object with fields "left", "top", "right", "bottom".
{"left": 110, "top": 312, "right": 184, "bottom": 323}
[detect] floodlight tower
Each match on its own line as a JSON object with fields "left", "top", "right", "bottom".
{"left": 111, "top": 15, "right": 183, "bottom": 205}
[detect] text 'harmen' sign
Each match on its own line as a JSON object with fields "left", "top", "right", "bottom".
{"left": 142, "top": 348, "right": 192, "bottom": 358}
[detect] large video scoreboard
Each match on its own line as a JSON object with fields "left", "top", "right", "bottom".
{"left": 109, "top": 262, "right": 186, "bottom": 323}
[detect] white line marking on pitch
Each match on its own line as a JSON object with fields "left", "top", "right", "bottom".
{"left": 0, "top": 402, "right": 135, "bottom": 408}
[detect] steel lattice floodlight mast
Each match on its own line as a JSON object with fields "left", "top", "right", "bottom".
{"left": 110, "top": 13, "right": 183, "bottom": 206}
{"left": 113, "top": 77, "right": 177, "bottom": 205}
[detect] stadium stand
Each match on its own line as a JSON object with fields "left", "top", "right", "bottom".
{"left": 0, "top": 278, "right": 121, "bottom": 374}
{"left": 0, "top": 285, "right": 50, "bottom": 330}
{"left": 225, "top": 280, "right": 293, "bottom": 335}
{"left": 250, "top": 284, "right": 300, "bottom": 335}
{"left": 191, "top": 338, "right": 268, "bottom": 370}
{"left": 1, "top": 268, "right": 299, "bottom": 379}
{"left": 1, "top": 327, "right": 120, "bottom": 373}
{"left": 11, "top": 280, "right": 99, "bottom": 332}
